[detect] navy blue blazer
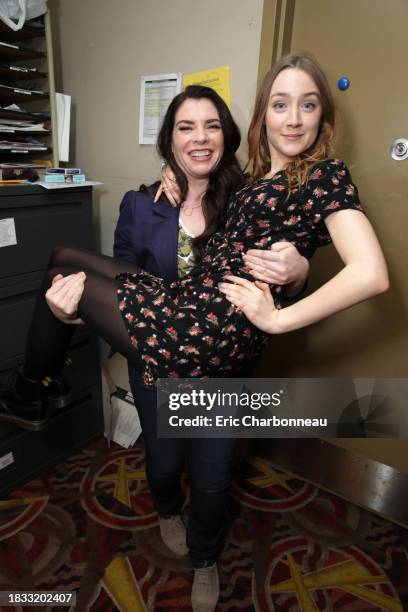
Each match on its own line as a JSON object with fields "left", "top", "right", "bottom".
{"left": 113, "top": 190, "right": 180, "bottom": 283}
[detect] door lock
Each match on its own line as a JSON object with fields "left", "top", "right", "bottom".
{"left": 390, "top": 138, "right": 408, "bottom": 161}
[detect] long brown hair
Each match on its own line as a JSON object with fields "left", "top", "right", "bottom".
{"left": 156, "top": 85, "right": 243, "bottom": 260}
{"left": 247, "top": 54, "right": 335, "bottom": 187}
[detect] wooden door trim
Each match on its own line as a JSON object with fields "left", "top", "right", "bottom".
{"left": 257, "top": 0, "right": 296, "bottom": 86}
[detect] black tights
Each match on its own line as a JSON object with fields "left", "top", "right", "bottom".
{"left": 23, "top": 246, "right": 143, "bottom": 381}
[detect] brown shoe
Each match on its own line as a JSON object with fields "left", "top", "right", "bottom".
{"left": 159, "top": 514, "right": 189, "bottom": 556}
{"left": 192, "top": 563, "right": 219, "bottom": 612}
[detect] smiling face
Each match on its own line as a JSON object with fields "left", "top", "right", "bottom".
{"left": 265, "top": 67, "right": 323, "bottom": 172}
{"left": 172, "top": 98, "right": 224, "bottom": 182}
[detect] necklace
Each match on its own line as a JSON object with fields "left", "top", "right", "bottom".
{"left": 181, "top": 198, "right": 203, "bottom": 216}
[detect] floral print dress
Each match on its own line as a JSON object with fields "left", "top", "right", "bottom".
{"left": 117, "top": 159, "right": 362, "bottom": 386}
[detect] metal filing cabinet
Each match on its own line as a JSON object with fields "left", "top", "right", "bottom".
{"left": 0, "top": 185, "right": 104, "bottom": 496}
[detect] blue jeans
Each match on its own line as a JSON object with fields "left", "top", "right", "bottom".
{"left": 128, "top": 366, "right": 237, "bottom": 567}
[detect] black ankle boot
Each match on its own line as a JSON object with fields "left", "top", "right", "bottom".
{"left": 0, "top": 370, "right": 72, "bottom": 431}
{"left": 0, "top": 370, "right": 48, "bottom": 431}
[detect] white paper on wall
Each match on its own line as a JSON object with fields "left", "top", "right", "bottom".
{"left": 139, "top": 73, "right": 182, "bottom": 145}
{"left": 56, "top": 92, "right": 71, "bottom": 162}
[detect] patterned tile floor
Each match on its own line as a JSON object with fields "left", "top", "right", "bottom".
{"left": 0, "top": 438, "right": 407, "bottom": 611}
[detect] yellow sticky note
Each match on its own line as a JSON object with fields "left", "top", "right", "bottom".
{"left": 183, "top": 66, "right": 231, "bottom": 108}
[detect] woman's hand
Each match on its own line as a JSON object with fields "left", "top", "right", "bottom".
{"left": 243, "top": 241, "right": 309, "bottom": 297}
{"left": 154, "top": 164, "right": 181, "bottom": 206}
{"left": 45, "top": 272, "right": 86, "bottom": 325}
{"left": 218, "top": 275, "right": 282, "bottom": 333}
{"left": 244, "top": 209, "right": 389, "bottom": 336}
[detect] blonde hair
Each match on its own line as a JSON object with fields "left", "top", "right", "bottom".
{"left": 247, "top": 54, "right": 335, "bottom": 187}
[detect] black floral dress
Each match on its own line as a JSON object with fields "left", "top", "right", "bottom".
{"left": 117, "top": 159, "right": 362, "bottom": 386}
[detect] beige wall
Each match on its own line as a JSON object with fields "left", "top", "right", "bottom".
{"left": 49, "top": 0, "right": 264, "bottom": 386}
{"left": 50, "top": 0, "right": 263, "bottom": 252}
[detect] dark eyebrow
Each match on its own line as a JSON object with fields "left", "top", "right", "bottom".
{"left": 270, "top": 91, "right": 320, "bottom": 98}
{"left": 175, "top": 118, "right": 221, "bottom": 126}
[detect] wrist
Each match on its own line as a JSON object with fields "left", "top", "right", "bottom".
{"left": 284, "top": 257, "right": 309, "bottom": 298}
{"left": 267, "top": 309, "right": 286, "bottom": 334}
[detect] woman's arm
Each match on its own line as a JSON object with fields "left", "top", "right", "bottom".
{"left": 276, "top": 209, "right": 388, "bottom": 332}
{"left": 219, "top": 209, "right": 389, "bottom": 334}
{"left": 154, "top": 166, "right": 180, "bottom": 207}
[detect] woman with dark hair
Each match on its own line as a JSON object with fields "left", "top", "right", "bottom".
{"left": 113, "top": 85, "right": 308, "bottom": 612}
{"left": 155, "top": 84, "right": 242, "bottom": 259}
{"left": 113, "top": 84, "right": 309, "bottom": 610}
{"left": 0, "top": 57, "right": 388, "bottom": 611}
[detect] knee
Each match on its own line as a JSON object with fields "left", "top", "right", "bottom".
{"left": 46, "top": 266, "right": 62, "bottom": 285}
{"left": 190, "top": 467, "right": 231, "bottom": 495}
{"left": 145, "top": 445, "right": 185, "bottom": 478}
{"left": 146, "top": 462, "right": 183, "bottom": 482}
{"left": 49, "top": 245, "right": 75, "bottom": 269}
